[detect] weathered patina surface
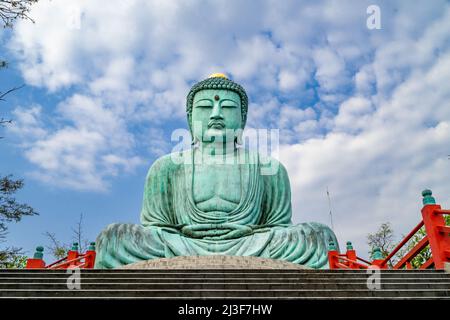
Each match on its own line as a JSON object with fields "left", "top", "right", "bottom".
{"left": 95, "top": 74, "right": 338, "bottom": 269}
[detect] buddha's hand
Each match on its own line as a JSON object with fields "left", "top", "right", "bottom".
{"left": 180, "top": 223, "right": 253, "bottom": 240}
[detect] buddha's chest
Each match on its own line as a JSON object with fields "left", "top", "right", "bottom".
{"left": 192, "top": 164, "right": 245, "bottom": 212}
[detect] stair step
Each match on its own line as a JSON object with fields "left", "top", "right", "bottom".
{"left": 1, "top": 289, "right": 449, "bottom": 298}
{"left": 0, "top": 282, "right": 448, "bottom": 290}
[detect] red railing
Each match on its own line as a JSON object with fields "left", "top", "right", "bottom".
{"left": 328, "top": 189, "right": 450, "bottom": 270}
{"left": 25, "top": 242, "right": 96, "bottom": 269}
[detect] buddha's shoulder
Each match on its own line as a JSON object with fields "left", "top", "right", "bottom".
{"left": 146, "top": 151, "right": 191, "bottom": 173}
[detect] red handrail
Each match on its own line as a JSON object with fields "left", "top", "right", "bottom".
{"left": 48, "top": 254, "right": 87, "bottom": 269}
{"left": 45, "top": 256, "right": 68, "bottom": 269}
{"left": 335, "top": 256, "right": 368, "bottom": 269}
{"left": 380, "top": 220, "right": 424, "bottom": 267}
{"left": 393, "top": 236, "right": 429, "bottom": 269}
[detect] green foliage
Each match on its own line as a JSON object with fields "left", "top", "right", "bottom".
{"left": 0, "top": 175, "right": 37, "bottom": 238}
{"left": 0, "top": 250, "right": 27, "bottom": 268}
{"left": 0, "top": 175, "right": 38, "bottom": 268}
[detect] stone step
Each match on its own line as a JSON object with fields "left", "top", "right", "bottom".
{"left": 0, "top": 268, "right": 445, "bottom": 273}
{"left": 0, "top": 282, "right": 448, "bottom": 290}
{"left": 0, "top": 288, "right": 448, "bottom": 299}
{"left": 1, "top": 277, "right": 448, "bottom": 283}
{"left": 0, "top": 271, "right": 446, "bottom": 279}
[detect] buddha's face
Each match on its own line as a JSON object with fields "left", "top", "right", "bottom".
{"left": 192, "top": 89, "right": 242, "bottom": 143}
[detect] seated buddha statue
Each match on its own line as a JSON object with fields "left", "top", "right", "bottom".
{"left": 94, "top": 73, "right": 338, "bottom": 269}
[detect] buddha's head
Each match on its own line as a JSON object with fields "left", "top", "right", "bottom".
{"left": 186, "top": 73, "right": 248, "bottom": 144}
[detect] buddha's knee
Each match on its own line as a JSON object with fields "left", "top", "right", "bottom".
{"left": 96, "top": 223, "right": 144, "bottom": 248}
{"left": 291, "top": 222, "right": 338, "bottom": 248}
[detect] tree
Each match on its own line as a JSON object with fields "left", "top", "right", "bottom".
{"left": 45, "top": 213, "right": 90, "bottom": 260}
{"left": 0, "top": 249, "right": 27, "bottom": 268}
{"left": 0, "top": 176, "right": 38, "bottom": 268}
{"left": 367, "top": 222, "right": 395, "bottom": 261}
{"left": 0, "top": 0, "right": 38, "bottom": 28}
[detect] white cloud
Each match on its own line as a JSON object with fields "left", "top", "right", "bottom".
{"left": 313, "top": 47, "right": 348, "bottom": 92}
{"left": 334, "top": 97, "right": 373, "bottom": 132}
{"left": 9, "top": 95, "right": 143, "bottom": 191}
{"left": 7, "top": 105, "right": 47, "bottom": 140}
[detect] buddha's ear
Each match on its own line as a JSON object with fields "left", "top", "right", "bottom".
{"left": 235, "top": 130, "right": 243, "bottom": 145}
{"left": 191, "top": 135, "right": 199, "bottom": 146}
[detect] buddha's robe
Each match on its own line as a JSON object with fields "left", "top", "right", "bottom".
{"left": 94, "top": 149, "right": 338, "bottom": 269}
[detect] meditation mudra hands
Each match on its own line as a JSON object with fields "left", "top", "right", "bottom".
{"left": 181, "top": 223, "right": 253, "bottom": 240}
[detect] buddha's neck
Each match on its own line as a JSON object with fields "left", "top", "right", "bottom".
{"left": 198, "top": 141, "right": 236, "bottom": 156}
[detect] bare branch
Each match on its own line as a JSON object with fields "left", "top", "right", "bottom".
{"left": 0, "top": 0, "right": 39, "bottom": 28}
{"left": 43, "top": 231, "right": 69, "bottom": 260}
{"left": 71, "top": 213, "right": 88, "bottom": 252}
{"left": 0, "top": 84, "right": 25, "bottom": 101}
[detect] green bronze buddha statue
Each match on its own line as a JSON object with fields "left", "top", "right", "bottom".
{"left": 94, "top": 73, "right": 338, "bottom": 269}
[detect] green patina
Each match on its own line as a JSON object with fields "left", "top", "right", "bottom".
{"left": 372, "top": 247, "right": 384, "bottom": 260}
{"left": 94, "top": 74, "right": 338, "bottom": 269}
{"left": 422, "top": 189, "right": 436, "bottom": 205}
{"left": 346, "top": 241, "right": 353, "bottom": 250}
{"left": 33, "top": 246, "right": 44, "bottom": 259}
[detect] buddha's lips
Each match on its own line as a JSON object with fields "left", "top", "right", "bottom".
{"left": 208, "top": 120, "right": 225, "bottom": 129}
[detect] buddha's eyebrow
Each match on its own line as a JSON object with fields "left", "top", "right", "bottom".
{"left": 220, "top": 99, "right": 238, "bottom": 106}
{"left": 194, "top": 98, "right": 213, "bottom": 105}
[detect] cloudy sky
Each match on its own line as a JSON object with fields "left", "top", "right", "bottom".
{"left": 1, "top": 0, "right": 449, "bottom": 260}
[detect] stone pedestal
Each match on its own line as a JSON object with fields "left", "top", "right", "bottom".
{"left": 120, "top": 255, "right": 310, "bottom": 269}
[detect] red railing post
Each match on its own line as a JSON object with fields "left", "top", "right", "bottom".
{"left": 84, "top": 242, "right": 96, "bottom": 268}
{"left": 421, "top": 189, "right": 450, "bottom": 270}
{"left": 25, "top": 246, "right": 46, "bottom": 269}
{"left": 66, "top": 243, "right": 80, "bottom": 268}
{"left": 327, "top": 240, "right": 339, "bottom": 269}
{"left": 345, "top": 241, "right": 357, "bottom": 268}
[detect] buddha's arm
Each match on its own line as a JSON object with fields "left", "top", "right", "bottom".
{"left": 140, "top": 156, "right": 177, "bottom": 228}
{"left": 258, "top": 159, "right": 293, "bottom": 227}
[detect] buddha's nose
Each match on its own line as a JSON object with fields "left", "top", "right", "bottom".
{"left": 210, "top": 103, "right": 223, "bottom": 119}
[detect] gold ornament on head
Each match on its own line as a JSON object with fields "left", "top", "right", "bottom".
{"left": 208, "top": 72, "right": 228, "bottom": 79}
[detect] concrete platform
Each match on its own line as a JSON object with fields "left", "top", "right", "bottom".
{"left": 121, "top": 255, "right": 310, "bottom": 270}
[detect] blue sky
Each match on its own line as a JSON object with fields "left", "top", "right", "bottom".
{"left": 1, "top": 0, "right": 450, "bottom": 261}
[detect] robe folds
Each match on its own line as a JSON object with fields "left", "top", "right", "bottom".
{"left": 95, "top": 148, "right": 338, "bottom": 269}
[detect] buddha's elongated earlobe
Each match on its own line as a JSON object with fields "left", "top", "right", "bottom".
{"left": 191, "top": 135, "right": 199, "bottom": 146}
{"left": 235, "top": 131, "right": 243, "bottom": 145}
